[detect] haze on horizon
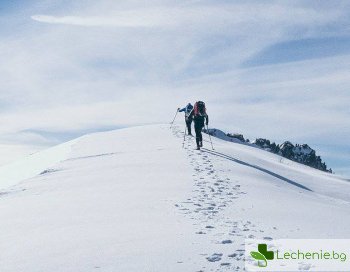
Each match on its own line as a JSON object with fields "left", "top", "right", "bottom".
{"left": 0, "top": 0, "right": 349, "bottom": 176}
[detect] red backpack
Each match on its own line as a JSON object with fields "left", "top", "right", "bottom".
{"left": 194, "top": 101, "right": 206, "bottom": 116}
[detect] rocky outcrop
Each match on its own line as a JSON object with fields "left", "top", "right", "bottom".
{"left": 254, "top": 139, "right": 331, "bottom": 172}
{"left": 205, "top": 129, "right": 332, "bottom": 173}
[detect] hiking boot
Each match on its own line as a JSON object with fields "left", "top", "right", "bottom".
{"left": 196, "top": 146, "right": 200, "bottom": 150}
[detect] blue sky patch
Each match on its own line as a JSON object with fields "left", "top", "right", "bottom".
{"left": 242, "top": 36, "right": 350, "bottom": 67}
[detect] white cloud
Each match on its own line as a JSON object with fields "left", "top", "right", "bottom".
{"left": 0, "top": 0, "right": 349, "bottom": 174}
{"left": 31, "top": 13, "right": 172, "bottom": 28}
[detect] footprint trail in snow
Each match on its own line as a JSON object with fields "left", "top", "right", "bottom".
{"left": 171, "top": 126, "right": 267, "bottom": 271}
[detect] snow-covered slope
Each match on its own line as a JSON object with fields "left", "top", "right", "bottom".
{"left": 0, "top": 124, "right": 349, "bottom": 271}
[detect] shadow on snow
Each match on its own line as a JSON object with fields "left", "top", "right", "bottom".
{"left": 201, "top": 148, "right": 312, "bottom": 192}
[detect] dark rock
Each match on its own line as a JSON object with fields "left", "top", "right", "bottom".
{"left": 227, "top": 133, "right": 245, "bottom": 142}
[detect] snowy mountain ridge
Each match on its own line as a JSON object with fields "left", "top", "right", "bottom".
{"left": 0, "top": 124, "right": 349, "bottom": 271}
{"left": 206, "top": 128, "right": 332, "bottom": 173}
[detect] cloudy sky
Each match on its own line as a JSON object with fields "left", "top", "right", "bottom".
{"left": 0, "top": 0, "right": 349, "bottom": 176}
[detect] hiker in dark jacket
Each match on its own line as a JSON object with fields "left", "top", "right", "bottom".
{"left": 188, "top": 101, "right": 209, "bottom": 150}
{"left": 178, "top": 103, "right": 194, "bottom": 135}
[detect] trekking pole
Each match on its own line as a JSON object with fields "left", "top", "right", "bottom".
{"left": 170, "top": 109, "right": 179, "bottom": 128}
{"left": 206, "top": 124, "right": 214, "bottom": 150}
{"left": 182, "top": 125, "right": 187, "bottom": 148}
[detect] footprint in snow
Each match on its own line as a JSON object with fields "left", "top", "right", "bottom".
{"left": 298, "top": 262, "right": 312, "bottom": 270}
{"left": 263, "top": 236, "right": 273, "bottom": 241}
{"left": 206, "top": 253, "right": 223, "bottom": 262}
{"left": 228, "top": 253, "right": 238, "bottom": 258}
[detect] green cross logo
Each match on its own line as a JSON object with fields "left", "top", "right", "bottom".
{"left": 250, "top": 244, "right": 274, "bottom": 267}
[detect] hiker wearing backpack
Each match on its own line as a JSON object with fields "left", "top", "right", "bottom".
{"left": 188, "top": 101, "right": 209, "bottom": 150}
{"left": 178, "top": 103, "right": 194, "bottom": 135}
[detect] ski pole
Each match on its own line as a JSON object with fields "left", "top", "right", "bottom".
{"left": 170, "top": 109, "right": 179, "bottom": 128}
{"left": 206, "top": 124, "right": 214, "bottom": 150}
{"left": 182, "top": 125, "right": 187, "bottom": 148}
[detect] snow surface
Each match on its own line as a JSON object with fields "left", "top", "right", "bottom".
{"left": 0, "top": 138, "right": 79, "bottom": 190}
{"left": 0, "top": 144, "right": 41, "bottom": 167}
{"left": 0, "top": 124, "right": 349, "bottom": 271}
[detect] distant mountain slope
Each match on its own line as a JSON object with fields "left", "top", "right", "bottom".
{"left": 0, "top": 124, "right": 349, "bottom": 271}
{"left": 206, "top": 128, "right": 332, "bottom": 172}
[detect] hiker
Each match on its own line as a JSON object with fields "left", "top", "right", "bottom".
{"left": 188, "top": 101, "right": 209, "bottom": 150}
{"left": 178, "top": 103, "right": 194, "bottom": 135}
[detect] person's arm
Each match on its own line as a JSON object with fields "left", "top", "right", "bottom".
{"left": 205, "top": 114, "right": 209, "bottom": 125}
{"left": 178, "top": 107, "right": 186, "bottom": 112}
{"left": 188, "top": 109, "right": 194, "bottom": 120}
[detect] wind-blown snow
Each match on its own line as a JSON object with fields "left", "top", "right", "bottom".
{"left": 0, "top": 138, "right": 79, "bottom": 190}
{"left": 0, "top": 124, "right": 349, "bottom": 271}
